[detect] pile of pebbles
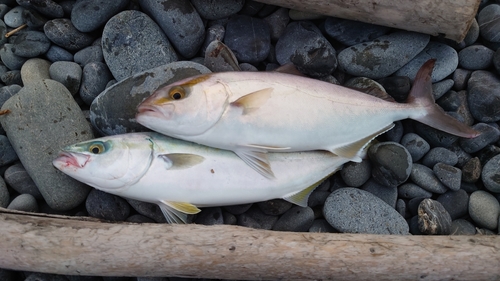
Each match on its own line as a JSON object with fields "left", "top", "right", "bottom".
{"left": 0, "top": 0, "right": 500, "bottom": 280}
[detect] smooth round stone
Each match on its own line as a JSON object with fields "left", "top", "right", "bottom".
{"left": 79, "top": 62, "right": 113, "bottom": 105}
{"left": 410, "top": 163, "right": 448, "bottom": 194}
{"left": 309, "top": 219, "right": 337, "bottom": 233}
{"left": 10, "top": 31, "right": 51, "bottom": 58}
{"left": 71, "top": 0, "right": 129, "bottom": 32}
{"left": 469, "top": 190, "right": 500, "bottom": 230}
{"left": 340, "top": 160, "right": 371, "bottom": 187}
{"left": 102, "top": 10, "right": 178, "bottom": 81}
{"left": 0, "top": 84, "right": 21, "bottom": 107}
{"left": 460, "top": 123, "right": 500, "bottom": 153}
{"left": 0, "top": 70, "right": 22, "bottom": 86}
{"left": 222, "top": 211, "right": 237, "bottom": 225}
{"left": 394, "top": 41, "right": 458, "bottom": 82}
{"left": 467, "top": 70, "right": 500, "bottom": 122}
{"left": 0, "top": 135, "right": 18, "bottom": 166}
{"left": 20, "top": 58, "right": 51, "bottom": 85}
{"left": 418, "top": 199, "right": 452, "bottom": 235}
{"left": 276, "top": 21, "right": 337, "bottom": 77}
{"left": 452, "top": 69, "right": 471, "bottom": 91}
{"left": 191, "top": 0, "right": 244, "bottom": 20}
{"left": 437, "top": 189, "right": 469, "bottom": 220}
{"left": 478, "top": 4, "right": 500, "bottom": 42}
{"left": 323, "top": 187, "right": 409, "bottom": 234}
{"left": 257, "top": 199, "right": 292, "bottom": 216}
{"left": 223, "top": 203, "right": 253, "bottom": 215}
{"left": 458, "top": 45, "right": 494, "bottom": 70}
{"left": 1, "top": 79, "right": 93, "bottom": 210}
{"left": 367, "top": 141, "right": 412, "bottom": 187}
{"left": 200, "top": 24, "right": 225, "bottom": 57}
{"left": 224, "top": 15, "right": 270, "bottom": 64}
{"left": 126, "top": 214, "right": 155, "bottom": 223}
{"left": 4, "top": 162, "right": 42, "bottom": 199}
{"left": 307, "top": 190, "right": 331, "bottom": 208}
{"left": 482, "top": 154, "right": 500, "bottom": 193}
{"left": 324, "top": 17, "right": 390, "bottom": 46}
{"left": 239, "top": 205, "right": 278, "bottom": 230}
{"left": 272, "top": 206, "right": 314, "bottom": 232}
{"left": 263, "top": 7, "right": 289, "bottom": 42}
{"left": 450, "top": 219, "right": 476, "bottom": 235}
{"left": 74, "top": 45, "right": 104, "bottom": 66}
{"left": 237, "top": 213, "right": 263, "bottom": 229}
{"left": 45, "top": 45, "right": 73, "bottom": 62}
{"left": 421, "top": 147, "right": 458, "bottom": 168}
{"left": 49, "top": 61, "right": 82, "bottom": 96}
{"left": 337, "top": 31, "right": 429, "bottom": 79}
{"left": 433, "top": 163, "right": 462, "bottom": 191}
{"left": 17, "top": 0, "right": 64, "bottom": 18}
{"left": 432, "top": 79, "right": 454, "bottom": 100}
{"left": 44, "top": 19, "right": 94, "bottom": 51}
{"left": 7, "top": 193, "right": 38, "bottom": 212}
{"left": 204, "top": 40, "right": 241, "bottom": 72}
{"left": 376, "top": 76, "right": 410, "bottom": 102}
{"left": 462, "top": 156, "right": 482, "bottom": 183}
{"left": 4, "top": 6, "right": 26, "bottom": 28}
{"left": 0, "top": 44, "right": 29, "bottom": 70}
{"left": 126, "top": 199, "right": 167, "bottom": 223}
{"left": 91, "top": 61, "right": 210, "bottom": 135}
{"left": 140, "top": 0, "right": 204, "bottom": 58}
{"left": 0, "top": 176, "right": 9, "bottom": 208}
{"left": 398, "top": 183, "right": 432, "bottom": 199}
{"left": 194, "top": 207, "right": 224, "bottom": 225}
{"left": 463, "top": 18, "right": 480, "bottom": 47}
{"left": 86, "top": 189, "right": 130, "bottom": 221}
{"left": 361, "top": 179, "right": 398, "bottom": 208}
{"left": 400, "top": 133, "right": 430, "bottom": 162}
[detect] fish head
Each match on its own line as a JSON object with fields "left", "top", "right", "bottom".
{"left": 136, "top": 74, "right": 229, "bottom": 136}
{"left": 52, "top": 134, "right": 155, "bottom": 191}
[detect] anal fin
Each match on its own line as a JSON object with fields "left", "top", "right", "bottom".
{"left": 158, "top": 200, "right": 201, "bottom": 224}
{"left": 234, "top": 146, "right": 276, "bottom": 179}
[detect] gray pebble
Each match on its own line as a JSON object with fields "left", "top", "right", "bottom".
{"left": 238, "top": 205, "right": 278, "bottom": 230}
{"left": 410, "top": 163, "right": 449, "bottom": 194}
{"left": 309, "top": 219, "right": 337, "bottom": 233}
{"left": 398, "top": 183, "right": 433, "bottom": 199}
{"left": 452, "top": 69, "right": 472, "bottom": 91}
{"left": 448, "top": 142, "right": 472, "bottom": 168}
{"left": 368, "top": 141, "right": 412, "bottom": 187}
{"left": 323, "top": 187, "right": 409, "bottom": 234}
{"left": 340, "top": 159, "right": 371, "bottom": 187}
{"left": 0, "top": 176, "right": 9, "bottom": 208}
{"left": 49, "top": 61, "right": 82, "bottom": 96}
{"left": 237, "top": 213, "right": 263, "bottom": 229}
{"left": 0, "top": 84, "right": 21, "bottom": 107}
{"left": 44, "top": 18, "right": 94, "bottom": 51}
{"left": 307, "top": 190, "right": 331, "bottom": 208}
{"left": 337, "top": 31, "right": 429, "bottom": 79}
{"left": 0, "top": 70, "right": 21, "bottom": 86}
{"left": 432, "top": 79, "right": 454, "bottom": 99}
{"left": 126, "top": 198, "right": 167, "bottom": 223}
{"left": 383, "top": 121, "right": 404, "bottom": 143}
{"left": 478, "top": 4, "right": 500, "bottom": 42}
{"left": 140, "top": 0, "right": 204, "bottom": 58}
{"left": 71, "top": 0, "right": 129, "bottom": 32}
{"left": 394, "top": 41, "right": 458, "bottom": 82}
{"left": 324, "top": 17, "right": 390, "bottom": 46}
{"left": 4, "top": 6, "right": 26, "bottom": 28}
{"left": 433, "top": 163, "right": 462, "bottom": 191}
{"left": 467, "top": 70, "right": 500, "bottom": 122}
{"left": 421, "top": 147, "right": 458, "bottom": 168}
{"left": 400, "top": 133, "right": 430, "bottom": 162}
{"left": 408, "top": 197, "right": 426, "bottom": 216}
{"left": 1, "top": 79, "right": 93, "bottom": 210}
{"left": 418, "top": 199, "right": 452, "bottom": 235}
{"left": 90, "top": 61, "right": 210, "bottom": 135}
{"left": 396, "top": 198, "right": 408, "bottom": 219}
{"left": 17, "top": 0, "right": 64, "bottom": 18}
{"left": 477, "top": 144, "right": 500, "bottom": 165}
{"left": 409, "top": 215, "right": 423, "bottom": 235}
{"left": 86, "top": 189, "right": 130, "bottom": 221}
{"left": 7, "top": 193, "right": 38, "bottom": 212}
{"left": 482, "top": 154, "right": 500, "bottom": 193}
{"left": 200, "top": 24, "right": 225, "bottom": 57}
{"left": 0, "top": 5, "right": 9, "bottom": 19}
{"left": 468, "top": 190, "right": 500, "bottom": 230}
{"left": 462, "top": 156, "right": 482, "bottom": 183}
{"left": 222, "top": 211, "right": 237, "bottom": 225}
{"left": 195, "top": 207, "right": 224, "bottom": 225}
{"left": 4, "top": 162, "right": 42, "bottom": 199}
{"left": 458, "top": 45, "right": 494, "bottom": 70}
{"left": 23, "top": 8, "right": 48, "bottom": 29}
{"left": 276, "top": 21, "right": 337, "bottom": 77}
{"left": 0, "top": 134, "right": 18, "bottom": 166}
{"left": 20, "top": 58, "right": 50, "bottom": 85}
{"left": 239, "top": 62, "right": 258, "bottom": 71}
{"left": 224, "top": 15, "right": 270, "bottom": 64}
{"left": 263, "top": 7, "right": 289, "bottom": 42}
{"left": 74, "top": 45, "right": 104, "bottom": 66}
{"left": 272, "top": 206, "right": 314, "bottom": 232}
{"left": 450, "top": 219, "right": 476, "bottom": 235}
{"left": 377, "top": 76, "right": 410, "bottom": 102}
{"left": 463, "top": 18, "right": 480, "bottom": 46}
{"left": 0, "top": 44, "right": 29, "bottom": 70}
{"left": 223, "top": 203, "right": 253, "bottom": 215}
{"left": 460, "top": 123, "right": 500, "bottom": 153}
{"left": 191, "top": 0, "right": 244, "bottom": 20}
{"left": 79, "top": 62, "right": 112, "bottom": 105}
{"left": 257, "top": 199, "right": 292, "bottom": 216}
{"left": 437, "top": 189, "right": 469, "bottom": 220}
{"left": 45, "top": 45, "right": 73, "bottom": 62}
{"left": 361, "top": 179, "right": 397, "bottom": 208}
{"left": 10, "top": 31, "right": 51, "bottom": 58}
{"left": 101, "top": 10, "right": 178, "bottom": 81}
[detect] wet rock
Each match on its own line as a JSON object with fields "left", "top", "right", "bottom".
{"left": 45, "top": 45, "right": 73, "bottom": 62}
{"left": 462, "top": 156, "right": 482, "bottom": 183}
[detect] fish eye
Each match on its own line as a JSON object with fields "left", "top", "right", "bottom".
{"left": 169, "top": 86, "right": 185, "bottom": 100}
{"left": 88, "top": 142, "right": 105, "bottom": 154}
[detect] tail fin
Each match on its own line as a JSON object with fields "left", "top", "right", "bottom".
{"left": 407, "top": 59, "right": 480, "bottom": 139}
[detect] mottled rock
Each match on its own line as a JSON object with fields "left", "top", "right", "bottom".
{"left": 410, "top": 164, "right": 448, "bottom": 194}
{"left": 44, "top": 18, "right": 94, "bottom": 51}
{"left": 450, "top": 219, "right": 476, "bottom": 235}
{"left": 20, "top": 58, "right": 51, "bottom": 85}
{"left": 433, "top": 163, "right": 462, "bottom": 191}
{"left": 10, "top": 31, "right": 51, "bottom": 58}
{"left": 257, "top": 199, "right": 292, "bottom": 216}
{"left": 398, "top": 183, "right": 432, "bottom": 199}
{"left": 468, "top": 70, "right": 500, "bottom": 122}
{"left": 462, "top": 156, "right": 482, "bottom": 183}
{"left": 368, "top": 141, "right": 412, "bottom": 187}
{"left": 71, "top": 0, "right": 129, "bottom": 32}
{"left": 49, "top": 61, "right": 82, "bottom": 96}
{"left": 418, "top": 199, "right": 452, "bottom": 235}
{"left": 0, "top": 44, "right": 29, "bottom": 70}
{"left": 204, "top": 40, "right": 241, "bottom": 72}
{"left": 361, "top": 179, "right": 398, "bottom": 208}
{"left": 400, "top": 133, "right": 430, "bottom": 162}
{"left": 478, "top": 4, "right": 500, "bottom": 42}
{"left": 482, "top": 154, "right": 500, "bottom": 193}
{"left": 74, "top": 45, "right": 104, "bottom": 66}
{"left": 200, "top": 25, "right": 225, "bottom": 57}
{"left": 79, "top": 62, "right": 113, "bottom": 105}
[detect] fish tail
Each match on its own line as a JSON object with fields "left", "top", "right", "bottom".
{"left": 407, "top": 59, "right": 480, "bottom": 138}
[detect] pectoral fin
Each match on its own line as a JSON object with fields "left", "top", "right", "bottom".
{"left": 158, "top": 153, "right": 205, "bottom": 170}
{"left": 230, "top": 88, "right": 273, "bottom": 115}
{"left": 158, "top": 200, "right": 201, "bottom": 224}
{"left": 330, "top": 123, "right": 395, "bottom": 162}
{"left": 234, "top": 146, "right": 276, "bottom": 179}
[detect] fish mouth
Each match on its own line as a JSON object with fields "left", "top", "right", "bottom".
{"left": 136, "top": 103, "right": 174, "bottom": 120}
{"left": 53, "top": 151, "right": 90, "bottom": 169}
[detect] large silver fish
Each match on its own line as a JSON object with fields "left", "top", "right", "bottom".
{"left": 52, "top": 132, "right": 349, "bottom": 223}
{"left": 136, "top": 60, "right": 479, "bottom": 179}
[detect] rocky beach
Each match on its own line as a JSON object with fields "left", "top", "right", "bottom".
{"left": 0, "top": 0, "right": 499, "bottom": 280}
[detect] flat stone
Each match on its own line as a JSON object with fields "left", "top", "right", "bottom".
{"left": 44, "top": 18, "right": 94, "bottom": 51}
{"left": 361, "top": 179, "right": 398, "bottom": 208}
{"left": 272, "top": 206, "right": 314, "bottom": 232}
{"left": 398, "top": 183, "right": 433, "bottom": 199}
{"left": 90, "top": 61, "right": 210, "bottom": 135}
{"left": 4, "top": 162, "right": 42, "bottom": 199}
{"left": 0, "top": 44, "right": 29, "bottom": 70}
{"left": 0, "top": 70, "right": 22, "bottom": 86}
{"left": 340, "top": 159, "right": 371, "bottom": 187}
{"left": 71, "top": 0, "right": 129, "bottom": 32}
{"left": 102, "top": 10, "right": 178, "bottom": 81}
{"left": 478, "top": 4, "right": 500, "bottom": 42}
{"left": 4, "top": 6, "right": 26, "bottom": 28}
{"left": 482, "top": 154, "right": 500, "bottom": 193}
{"left": 49, "top": 61, "right": 82, "bottom": 96}
{"left": 1, "top": 79, "right": 93, "bottom": 210}
{"left": 458, "top": 45, "right": 494, "bottom": 70}
{"left": 433, "top": 163, "right": 462, "bottom": 191}
{"left": 86, "top": 189, "right": 130, "bottom": 221}
{"left": 432, "top": 79, "right": 454, "bottom": 99}
{"left": 73, "top": 45, "right": 104, "bottom": 66}
{"left": 79, "top": 62, "right": 113, "bottom": 105}
{"left": 10, "top": 31, "right": 51, "bottom": 58}
{"left": 468, "top": 190, "right": 500, "bottom": 230}
{"left": 410, "top": 163, "right": 449, "bottom": 194}
{"left": 45, "top": 45, "right": 73, "bottom": 62}
{"left": 20, "top": 58, "right": 51, "bottom": 85}
{"left": 323, "top": 187, "right": 409, "bottom": 234}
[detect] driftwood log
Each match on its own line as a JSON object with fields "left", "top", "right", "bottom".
{"left": 0, "top": 208, "right": 499, "bottom": 280}
{"left": 254, "top": 0, "right": 481, "bottom": 42}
